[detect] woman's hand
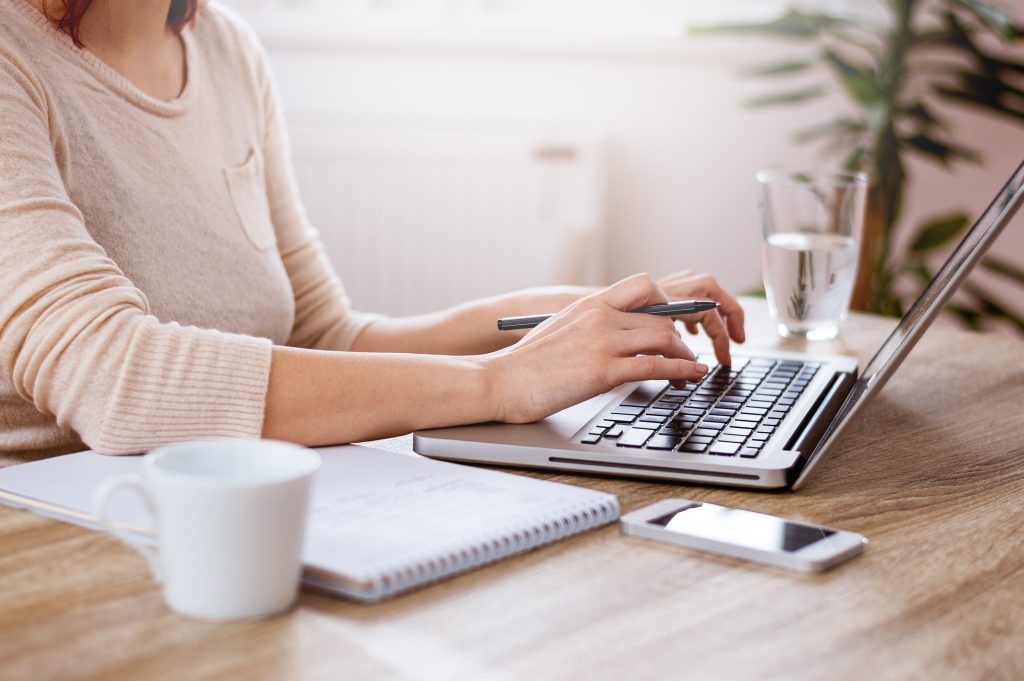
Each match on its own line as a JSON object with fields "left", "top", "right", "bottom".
{"left": 657, "top": 270, "right": 746, "bottom": 366}
{"left": 484, "top": 274, "right": 710, "bottom": 424}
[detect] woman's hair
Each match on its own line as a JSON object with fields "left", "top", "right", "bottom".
{"left": 52, "top": 0, "right": 197, "bottom": 47}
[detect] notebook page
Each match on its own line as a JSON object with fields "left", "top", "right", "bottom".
{"left": 304, "top": 445, "right": 617, "bottom": 581}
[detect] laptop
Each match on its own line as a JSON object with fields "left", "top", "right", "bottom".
{"left": 414, "top": 160, "right": 1024, "bottom": 490}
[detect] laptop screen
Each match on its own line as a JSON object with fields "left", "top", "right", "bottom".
{"left": 794, "top": 158, "right": 1024, "bottom": 488}
{"left": 858, "top": 159, "right": 1024, "bottom": 395}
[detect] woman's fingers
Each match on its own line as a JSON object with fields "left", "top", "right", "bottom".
{"left": 694, "top": 309, "right": 732, "bottom": 366}
{"left": 607, "top": 355, "right": 708, "bottom": 387}
{"left": 697, "top": 276, "right": 746, "bottom": 344}
{"left": 614, "top": 324, "right": 696, "bottom": 362}
{"left": 592, "top": 273, "right": 669, "bottom": 312}
{"left": 659, "top": 271, "right": 747, "bottom": 344}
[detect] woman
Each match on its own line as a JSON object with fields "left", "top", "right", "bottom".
{"left": 0, "top": 0, "right": 745, "bottom": 459}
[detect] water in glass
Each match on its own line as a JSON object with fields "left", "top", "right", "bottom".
{"left": 762, "top": 232, "right": 859, "bottom": 341}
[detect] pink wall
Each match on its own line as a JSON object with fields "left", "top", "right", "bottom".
{"left": 264, "top": 34, "right": 1024, "bottom": 331}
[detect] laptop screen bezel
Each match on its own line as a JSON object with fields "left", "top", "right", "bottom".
{"left": 792, "top": 158, "right": 1024, "bottom": 490}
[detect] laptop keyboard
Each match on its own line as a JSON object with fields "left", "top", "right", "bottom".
{"left": 580, "top": 356, "right": 819, "bottom": 458}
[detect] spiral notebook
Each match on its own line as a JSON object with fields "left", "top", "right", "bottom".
{"left": 0, "top": 443, "right": 619, "bottom": 601}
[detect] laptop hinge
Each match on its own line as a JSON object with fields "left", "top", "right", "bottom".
{"left": 785, "top": 371, "right": 856, "bottom": 487}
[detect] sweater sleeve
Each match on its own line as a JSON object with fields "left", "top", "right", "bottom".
{"left": 248, "top": 33, "right": 386, "bottom": 352}
{"left": 0, "top": 52, "right": 272, "bottom": 455}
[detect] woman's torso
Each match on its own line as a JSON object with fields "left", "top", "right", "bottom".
{"left": 0, "top": 0, "right": 296, "bottom": 455}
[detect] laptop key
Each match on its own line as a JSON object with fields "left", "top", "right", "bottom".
{"left": 639, "top": 414, "right": 668, "bottom": 423}
{"left": 718, "top": 434, "right": 747, "bottom": 444}
{"left": 647, "top": 407, "right": 675, "bottom": 417}
{"left": 680, "top": 442, "right": 708, "bottom": 453}
{"left": 691, "top": 428, "right": 721, "bottom": 438}
{"left": 581, "top": 433, "right": 602, "bottom": 444}
{"left": 616, "top": 429, "right": 654, "bottom": 447}
{"left": 646, "top": 435, "right": 682, "bottom": 450}
{"left": 708, "top": 442, "right": 740, "bottom": 456}
{"left": 710, "top": 407, "right": 738, "bottom": 416}
{"left": 605, "top": 413, "right": 636, "bottom": 423}
{"left": 604, "top": 425, "right": 626, "bottom": 439}
{"left": 686, "top": 435, "right": 714, "bottom": 444}
{"left": 632, "top": 422, "right": 661, "bottom": 430}
{"left": 703, "top": 415, "right": 731, "bottom": 424}
{"left": 611, "top": 405, "right": 644, "bottom": 416}
{"left": 664, "top": 388, "right": 692, "bottom": 398}
{"left": 621, "top": 383, "right": 666, "bottom": 407}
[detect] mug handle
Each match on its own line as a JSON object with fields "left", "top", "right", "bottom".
{"left": 91, "top": 473, "right": 162, "bottom": 582}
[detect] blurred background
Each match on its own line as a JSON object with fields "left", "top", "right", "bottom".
{"left": 222, "top": 0, "right": 1023, "bottom": 334}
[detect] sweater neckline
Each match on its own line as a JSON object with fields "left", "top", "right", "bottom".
{"left": 6, "top": 0, "right": 198, "bottom": 117}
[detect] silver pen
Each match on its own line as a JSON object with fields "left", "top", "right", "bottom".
{"left": 497, "top": 299, "right": 721, "bottom": 331}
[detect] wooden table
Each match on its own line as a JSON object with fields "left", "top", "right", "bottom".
{"left": 2, "top": 300, "right": 1023, "bottom": 681}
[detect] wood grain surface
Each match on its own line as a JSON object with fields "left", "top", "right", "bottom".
{"left": 2, "top": 299, "right": 1022, "bottom": 681}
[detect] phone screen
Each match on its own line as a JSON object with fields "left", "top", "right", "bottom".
{"left": 649, "top": 502, "right": 835, "bottom": 553}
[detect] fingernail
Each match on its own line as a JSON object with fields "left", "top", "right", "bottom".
{"left": 695, "top": 363, "right": 708, "bottom": 374}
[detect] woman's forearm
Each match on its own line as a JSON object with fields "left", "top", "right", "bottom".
{"left": 350, "top": 286, "right": 594, "bottom": 355}
{"left": 262, "top": 346, "right": 497, "bottom": 446}
{"left": 264, "top": 275, "right": 714, "bottom": 446}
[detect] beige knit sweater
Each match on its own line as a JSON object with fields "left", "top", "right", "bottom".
{"left": 0, "top": 0, "right": 378, "bottom": 461}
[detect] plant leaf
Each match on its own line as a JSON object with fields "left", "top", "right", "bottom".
{"left": 898, "top": 101, "right": 947, "bottom": 130}
{"left": 981, "top": 256, "right": 1024, "bottom": 284}
{"left": 951, "top": 0, "right": 1020, "bottom": 41}
{"left": 932, "top": 83, "right": 1024, "bottom": 122}
{"left": 743, "top": 85, "right": 829, "bottom": 108}
{"left": 933, "top": 11, "right": 1024, "bottom": 75}
{"left": 909, "top": 212, "right": 971, "bottom": 252}
{"left": 823, "top": 49, "right": 882, "bottom": 106}
{"left": 793, "top": 117, "right": 867, "bottom": 143}
{"left": 905, "top": 261, "right": 934, "bottom": 285}
{"left": 902, "top": 132, "right": 981, "bottom": 165}
{"left": 843, "top": 146, "right": 868, "bottom": 172}
{"left": 963, "top": 284, "right": 1024, "bottom": 333}
{"left": 741, "top": 59, "right": 818, "bottom": 78}
{"left": 688, "top": 10, "right": 826, "bottom": 39}
{"left": 946, "top": 303, "right": 986, "bottom": 331}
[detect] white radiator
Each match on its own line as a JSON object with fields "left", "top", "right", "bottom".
{"left": 288, "top": 123, "right": 606, "bottom": 317}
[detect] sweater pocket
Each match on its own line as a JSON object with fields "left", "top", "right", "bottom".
{"left": 224, "top": 148, "right": 276, "bottom": 251}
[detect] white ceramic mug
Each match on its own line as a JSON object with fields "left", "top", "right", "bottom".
{"left": 92, "top": 439, "right": 320, "bottom": 621}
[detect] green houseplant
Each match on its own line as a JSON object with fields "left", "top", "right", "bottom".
{"left": 693, "top": 0, "right": 1024, "bottom": 331}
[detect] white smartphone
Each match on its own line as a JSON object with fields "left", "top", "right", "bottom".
{"left": 620, "top": 499, "right": 866, "bottom": 572}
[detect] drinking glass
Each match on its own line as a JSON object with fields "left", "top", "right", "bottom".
{"left": 757, "top": 170, "right": 868, "bottom": 340}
